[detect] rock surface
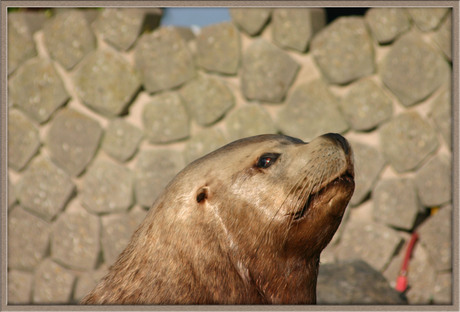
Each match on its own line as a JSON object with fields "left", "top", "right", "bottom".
{"left": 271, "top": 8, "right": 326, "bottom": 52}
{"left": 17, "top": 157, "right": 74, "bottom": 221}
{"left": 8, "top": 12, "right": 37, "bottom": 75}
{"left": 348, "top": 141, "right": 386, "bottom": 206}
{"left": 42, "top": 10, "right": 96, "bottom": 69}
{"left": 379, "top": 111, "right": 439, "bottom": 172}
{"left": 47, "top": 108, "right": 102, "bottom": 176}
{"left": 8, "top": 270, "right": 33, "bottom": 304}
{"left": 80, "top": 160, "right": 134, "bottom": 214}
{"left": 407, "top": 8, "right": 449, "bottom": 32}
{"left": 340, "top": 78, "right": 393, "bottom": 131}
{"left": 277, "top": 80, "right": 348, "bottom": 140}
{"left": 93, "top": 8, "right": 161, "bottom": 51}
{"left": 373, "top": 178, "right": 420, "bottom": 230}
{"left": 8, "top": 206, "right": 51, "bottom": 270}
{"left": 225, "top": 104, "right": 277, "bottom": 141}
{"left": 417, "top": 205, "right": 452, "bottom": 272}
{"left": 135, "top": 149, "right": 185, "bottom": 207}
{"left": 317, "top": 260, "right": 407, "bottom": 304}
{"left": 134, "top": 27, "right": 196, "bottom": 93}
{"left": 73, "top": 49, "right": 141, "bottom": 117}
{"left": 380, "top": 31, "right": 449, "bottom": 106}
{"left": 365, "top": 8, "right": 410, "bottom": 44}
{"left": 8, "top": 109, "right": 41, "bottom": 171}
{"left": 195, "top": 22, "right": 241, "bottom": 75}
{"left": 180, "top": 74, "right": 234, "bottom": 126}
{"left": 142, "top": 92, "right": 190, "bottom": 143}
{"left": 241, "top": 39, "right": 299, "bottom": 102}
{"left": 101, "top": 119, "right": 143, "bottom": 162}
{"left": 311, "top": 17, "right": 374, "bottom": 84}
{"left": 229, "top": 8, "right": 272, "bottom": 36}
{"left": 8, "top": 57, "right": 69, "bottom": 123}
{"left": 33, "top": 259, "right": 75, "bottom": 303}
{"left": 51, "top": 207, "right": 100, "bottom": 270}
{"left": 414, "top": 154, "right": 451, "bottom": 207}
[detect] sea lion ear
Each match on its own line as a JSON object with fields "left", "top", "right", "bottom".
{"left": 196, "top": 187, "right": 209, "bottom": 204}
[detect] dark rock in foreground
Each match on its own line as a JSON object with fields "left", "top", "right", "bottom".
{"left": 317, "top": 260, "right": 407, "bottom": 304}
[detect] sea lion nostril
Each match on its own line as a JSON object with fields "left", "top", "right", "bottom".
{"left": 322, "top": 133, "right": 350, "bottom": 155}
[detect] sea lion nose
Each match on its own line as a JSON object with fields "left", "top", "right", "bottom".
{"left": 321, "top": 133, "right": 350, "bottom": 155}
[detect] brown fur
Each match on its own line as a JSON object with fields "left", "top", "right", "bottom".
{"left": 81, "top": 133, "right": 354, "bottom": 305}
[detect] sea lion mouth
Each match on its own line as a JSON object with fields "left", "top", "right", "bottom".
{"left": 292, "top": 172, "right": 355, "bottom": 221}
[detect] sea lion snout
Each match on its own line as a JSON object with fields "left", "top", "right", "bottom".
{"left": 321, "top": 133, "right": 351, "bottom": 156}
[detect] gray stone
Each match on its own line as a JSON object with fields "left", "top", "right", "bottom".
{"left": 317, "top": 260, "right": 407, "bottom": 304}
{"left": 21, "top": 10, "right": 48, "bottom": 33}
{"left": 101, "top": 207, "right": 147, "bottom": 265}
{"left": 143, "top": 92, "right": 190, "bottom": 143}
{"left": 183, "top": 128, "right": 228, "bottom": 164}
{"left": 102, "top": 118, "right": 143, "bottom": 162}
{"left": 8, "top": 109, "right": 40, "bottom": 171}
{"left": 432, "top": 12, "right": 452, "bottom": 60}
{"left": 418, "top": 204, "right": 452, "bottom": 272}
{"left": 349, "top": 141, "right": 386, "bottom": 206}
{"left": 380, "top": 31, "right": 449, "bottom": 106}
{"left": 74, "top": 266, "right": 108, "bottom": 303}
{"left": 7, "top": 12, "right": 37, "bottom": 75}
{"left": 74, "top": 49, "right": 141, "bottom": 117}
{"left": 17, "top": 157, "right": 74, "bottom": 221}
{"left": 33, "top": 259, "right": 75, "bottom": 304}
{"left": 364, "top": 8, "right": 411, "bottom": 44}
{"left": 196, "top": 22, "right": 241, "bottom": 75}
{"left": 93, "top": 8, "right": 161, "bottom": 51}
{"left": 225, "top": 104, "right": 277, "bottom": 142}
{"left": 340, "top": 78, "right": 393, "bottom": 131}
{"left": 407, "top": 8, "right": 449, "bottom": 32}
{"left": 229, "top": 8, "right": 272, "bottom": 36}
{"left": 433, "top": 272, "right": 452, "bottom": 304}
{"left": 430, "top": 87, "right": 451, "bottom": 148}
{"left": 8, "top": 206, "right": 51, "bottom": 270}
{"left": 241, "top": 39, "right": 299, "bottom": 103}
{"left": 135, "top": 149, "right": 185, "bottom": 207}
{"left": 335, "top": 219, "right": 403, "bottom": 271}
{"left": 8, "top": 177, "right": 16, "bottom": 208}
{"left": 42, "top": 10, "right": 96, "bottom": 69}
{"left": 414, "top": 155, "right": 451, "bottom": 207}
{"left": 174, "top": 26, "right": 196, "bottom": 42}
{"left": 134, "top": 27, "right": 196, "bottom": 93}
{"left": 180, "top": 74, "right": 234, "bottom": 126}
{"left": 277, "top": 80, "right": 349, "bottom": 140}
{"left": 311, "top": 17, "right": 374, "bottom": 84}
{"left": 47, "top": 108, "right": 102, "bottom": 176}
{"left": 51, "top": 207, "right": 100, "bottom": 270}
{"left": 8, "top": 57, "right": 69, "bottom": 123}
{"left": 379, "top": 111, "right": 439, "bottom": 172}
{"left": 272, "top": 8, "right": 326, "bottom": 52}
{"left": 81, "top": 160, "right": 134, "bottom": 214}
{"left": 8, "top": 270, "right": 33, "bottom": 304}
{"left": 373, "top": 178, "right": 420, "bottom": 230}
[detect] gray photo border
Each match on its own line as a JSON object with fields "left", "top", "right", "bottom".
{"left": 1, "top": 1, "right": 459, "bottom": 311}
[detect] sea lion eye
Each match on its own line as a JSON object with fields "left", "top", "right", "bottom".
{"left": 256, "top": 153, "right": 280, "bottom": 169}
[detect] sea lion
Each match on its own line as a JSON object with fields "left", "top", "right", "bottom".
{"left": 81, "top": 133, "right": 354, "bottom": 305}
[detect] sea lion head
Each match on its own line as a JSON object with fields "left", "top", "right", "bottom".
{"left": 82, "top": 133, "right": 354, "bottom": 304}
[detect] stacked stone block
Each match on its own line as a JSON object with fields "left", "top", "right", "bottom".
{"left": 7, "top": 7, "right": 452, "bottom": 304}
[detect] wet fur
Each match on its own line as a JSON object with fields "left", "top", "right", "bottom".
{"left": 81, "top": 134, "right": 354, "bottom": 304}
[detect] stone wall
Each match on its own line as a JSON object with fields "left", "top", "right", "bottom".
{"left": 7, "top": 7, "right": 452, "bottom": 304}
